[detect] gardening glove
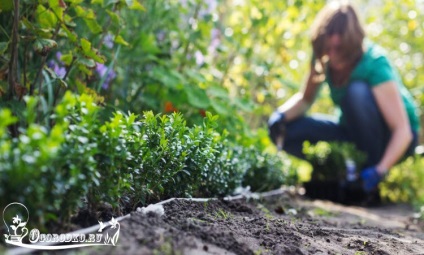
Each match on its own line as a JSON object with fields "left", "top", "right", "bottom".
{"left": 360, "top": 166, "right": 383, "bottom": 193}
{"left": 268, "top": 110, "right": 286, "bottom": 150}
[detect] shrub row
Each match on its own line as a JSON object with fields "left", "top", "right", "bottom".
{"left": 0, "top": 92, "right": 296, "bottom": 229}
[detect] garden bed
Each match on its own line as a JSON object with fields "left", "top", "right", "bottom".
{"left": 50, "top": 190, "right": 424, "bottom": 255}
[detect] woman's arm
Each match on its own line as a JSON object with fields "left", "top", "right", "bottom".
{"left": 277, "top": 69, "right": 321, "bottom": 121}
{"left": 372, "top": 81, "right": 413, "bottom": 174}
{"left": 268, "top": 67, "right": 321, "bottom": 149}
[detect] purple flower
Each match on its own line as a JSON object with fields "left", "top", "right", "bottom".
{"left": 96, "top": 63, "right": 108, "bottom": 77}
{"left": 47, "top": 59, "right": 66, "bottom": 79}
{"left": 47, "top": 60, "right": 56, "bottom": 69}
{"left": 194, "top": 51, "right": 204, "bottom": 66}
{"left": 103, "top": 34, "right": 114, "bottom": 49}
{"left": 208, "top": 28, "right": 221, "bottom": 56}
{"left": 96, "top": 63, "right": 116, "bottom": 90}
{"left": 56, "top": 52, "right": 62, "bottom": 62}
{"left": 54, "top": 66, "right": 66, "bottom": 79}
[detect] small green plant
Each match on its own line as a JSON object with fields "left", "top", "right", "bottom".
{"left": 214, "top": 209, "right": 232, "bottom": 220}
{"left": 242, "top": 148, "right": 298, "bottom": 192}
{"left": 152, "top": 239, "right": 180, "bottom": 255}
{"left": 256, "top": 203, "right": 273, "bottom": 219}
{"left": 189, "top": 218, "right": 207, "bottom": 224}
{"left": 380, "top": 155, "right": 424, "bottom": 209}
{"left": 203, "top": 201, "right": 209, "bottom": 212}
{"left": 312, "top": 208, "right": 334, "bottom": 217}
{"left": 354, "top": 251, "right": 366, "bottom": 255}
{"left": 264, "top": 219, "right": 271, "bottom": 232}
{"left": 303, "top": 141, "right": 366, "bottom": 181}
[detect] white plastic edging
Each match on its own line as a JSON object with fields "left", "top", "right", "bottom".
{"left": 6, "top": 187, "right": 288, "bottom": 255}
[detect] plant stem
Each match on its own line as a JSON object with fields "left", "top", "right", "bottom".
{"left": 97, "top": 4, "right": 116, "bottom": 49}
{"left": 52, "top": 56, "right": 75, "bottom": 107}
{"left": 23, "top": 43, "right": 29, "bottom": 94}
{"left": 8, "top": 0, "right": 20, "bottom": 100}
{"left": 31, "top": 8, "right": 65, "bottom": 96}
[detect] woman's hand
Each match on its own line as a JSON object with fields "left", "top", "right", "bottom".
{"left": 360, "top": 166, "right": 383, "bottom": 192}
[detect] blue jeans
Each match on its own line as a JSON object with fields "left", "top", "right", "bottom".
{"left": 283, "top": 81, "right": 418, "bottom": 167}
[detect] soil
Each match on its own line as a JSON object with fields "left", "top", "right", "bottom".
{"left": 61, "top": 191, "right": 424, "bottom": 255}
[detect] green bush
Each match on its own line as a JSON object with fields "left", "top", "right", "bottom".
{"left": 131, "top": 111, "right": 189, "bottom": 202}
{"left": 0, "top": 92, "right": 295, "bottom": 230}
{"left": 302, "top": 141, "right": 366, "bottom": 181}
{"left": 242, "top": 148, "right": 297, "bottom": 192}
{"left": 380, "top": 156, "right": 424, "bottom": 208}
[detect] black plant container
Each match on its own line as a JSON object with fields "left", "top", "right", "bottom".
{"left": 303, "top": 179, "right": 380, "bottom": 206}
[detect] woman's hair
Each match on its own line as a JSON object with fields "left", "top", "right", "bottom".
{"left": 310, "top": 1, "right": 365, "bottom": 74}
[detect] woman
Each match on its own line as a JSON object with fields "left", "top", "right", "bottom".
{"left": 268, "top": 2, "right": 420, "bottom": 192}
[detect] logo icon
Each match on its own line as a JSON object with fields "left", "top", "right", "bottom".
{"left": 3, "top": 202, "right": 120, "bottom": 250}
{"left": 3, "top": 202, "right": 29, "bottom": 244}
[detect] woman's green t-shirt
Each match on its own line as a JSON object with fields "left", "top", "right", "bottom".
{"left": 325, "top": 41, "right": 420, "bottom": 131}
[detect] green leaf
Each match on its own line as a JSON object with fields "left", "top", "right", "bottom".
{"left": 24, "top": 96, "right": 39, "bottom": 124}
{"left": 106, "top": 10, "right": 120, "bottom": 25}
{"left": 44, "top": 67, "right": 58, "bottom": 79}
{"left": 151, "top": 67, "right": 183, "bottom": 89}
{"left": 87, "top": 50, "right": 106, "bottom": 64}
{"left": 78, "top": 58, "right": 96, "bottom": 68}
{"left": 91, "top": 0, "right": 104, "bottom": 5}
{"left": 210, "top": 99, "right": 229, "bottom": 116}
{"left": 58, "top": 79, "right": 68, "bottom": 88}
{"left": 64, "top": 14, "right": 77, "bottom": 27}
{"left": 114, "top": 35, "right": 129, "bottom": 46}
{"left": 84, "top": 19, "right": 102, "bottom": 34}
{"left": 77, "top": 63, "right": 93, "bottom": 75}
{"left": 105, "top": 0, "right": 119, "bottom": 6}
{"left": 233, "top": 98, "right": 255, "bottom": 112}
{"left": 185, "top": 69, "right": 206, "bottom": 83}
{"left": 139, "top": 33, "right": 160, "bottom": 54}
{"left": 36, "top": 5, "right": 57, "bottom": 28}
{"left": 33, "top": 39, "right": 58, "bottom": 55}
{"left": 74, "top": 5, "right": 85, "bottom": 17}
{"left": 185, "top": 85, "right": 210, "bottom": 109}
{"left": 80, "top": 38, "right": 91, "bottom": 53}
{"left": 207, "top": 85, "right": 229, "bottom": 99}
{"left": 67, "top": 0, "right": 84, "bottom": 4}
{"left": 75, "top": 6, "right": 96, "bottom": 19}
{"left": 48, "top": 0, "right": 64, "bottom": 21}
{"left": 0, "top": 109, "right": 18, "bottom": 127}
{"left": 60, "top": 52, "right": 73, "bottom": 65}
{"left": 61, "top": 24, "right": 78, "bottom": 42}
{"left": 21, "top": 17, "right": 35, "bottom": 31}
{"left": 127, "top": 0, "right": 145, "bottom": 11}
{"left": 0, "top": 42, "right": 9, "bottom": 55}
{"left": 34, "top": 27, "right": 53, "bottom": 38}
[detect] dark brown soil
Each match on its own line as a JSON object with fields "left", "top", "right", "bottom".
{"left": 66, "top": 192, "right": 424, "bottom": 255}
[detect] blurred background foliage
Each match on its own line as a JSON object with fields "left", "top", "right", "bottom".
{"left": 1, "top": 0, "right": 422, "bottom": 144}
{"left": 0, "top": 0, "right": 423, "bottom": 226}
